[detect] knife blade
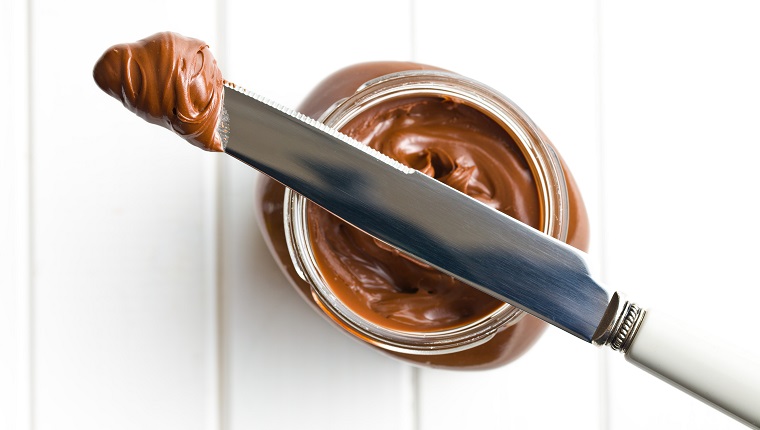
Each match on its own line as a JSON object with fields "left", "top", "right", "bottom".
{"left": 221, "top": 83, "right": 609, "bottom": 342}
{"left": 219, "top": 83, "right": 760, "bottom": 428}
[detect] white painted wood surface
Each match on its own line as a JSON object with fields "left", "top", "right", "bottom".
{"left": 1, "top": 1, "right": 758, "bottom": 429}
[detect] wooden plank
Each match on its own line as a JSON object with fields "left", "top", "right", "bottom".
{"left": 413, "top": 1, "right": 603, "bottom": 428}
{"left": 0, "top": 1, "right": 31, "bottom": 429}
{"left": 221, "top": 1, "right": 418, "bottom": 429}
{"left": 601, "top": 1, "right": 760, "bottom": 428}
{"left": 28, "top": 3, "right": 223, "bottom": 429}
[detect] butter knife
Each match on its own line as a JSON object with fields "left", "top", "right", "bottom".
{"left": 220, "top": 83, "right": 760, "bottom": 428}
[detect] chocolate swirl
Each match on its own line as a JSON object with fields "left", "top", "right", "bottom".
{"left": 93, "top": 32, "right": 224, "bottom": 152}
{"left": 308, "top": 96, "right": 541, "bottom": 331}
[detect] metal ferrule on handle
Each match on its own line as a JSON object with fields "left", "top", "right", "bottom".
{"left": 592, "top": 292, "right": 646, "bottom": 353}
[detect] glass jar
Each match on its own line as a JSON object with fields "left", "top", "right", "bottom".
{"left": 255, "top": 62, "right": 589, "bottom": 370}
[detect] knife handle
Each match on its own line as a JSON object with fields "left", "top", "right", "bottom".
{"left": 624, "top": 309, "right": 760, "bottom": 428}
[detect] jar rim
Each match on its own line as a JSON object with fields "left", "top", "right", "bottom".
{"left": 284, "top": 70, "right": 569, "bottom": 355}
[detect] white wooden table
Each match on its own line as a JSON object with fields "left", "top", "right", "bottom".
{"left": 2, "top": 1, "right": 759, "bottom": 429}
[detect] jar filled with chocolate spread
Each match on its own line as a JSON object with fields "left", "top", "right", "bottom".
{"left": 255, "top": 62, "right": 589, "bottom": 370}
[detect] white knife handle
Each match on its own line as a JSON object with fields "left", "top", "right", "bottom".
{"left": 594, "top": 294, "right": 760, "bottom": 428}
{"left": 592, "top": 295, "right": 758, "bottom": 429}
{"left": 625, "top": 310, "right": 760, "bottom": 428}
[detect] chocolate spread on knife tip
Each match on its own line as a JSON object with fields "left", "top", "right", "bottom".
{"left": 93, "top": 32, "right": 225, "bottom": 152}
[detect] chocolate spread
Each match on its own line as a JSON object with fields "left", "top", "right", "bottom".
{"left": 307, "top": 96, "right": 540, "bottom": 331}
{"left": 93, "top": 32, "right": 224, "bottom": 152}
